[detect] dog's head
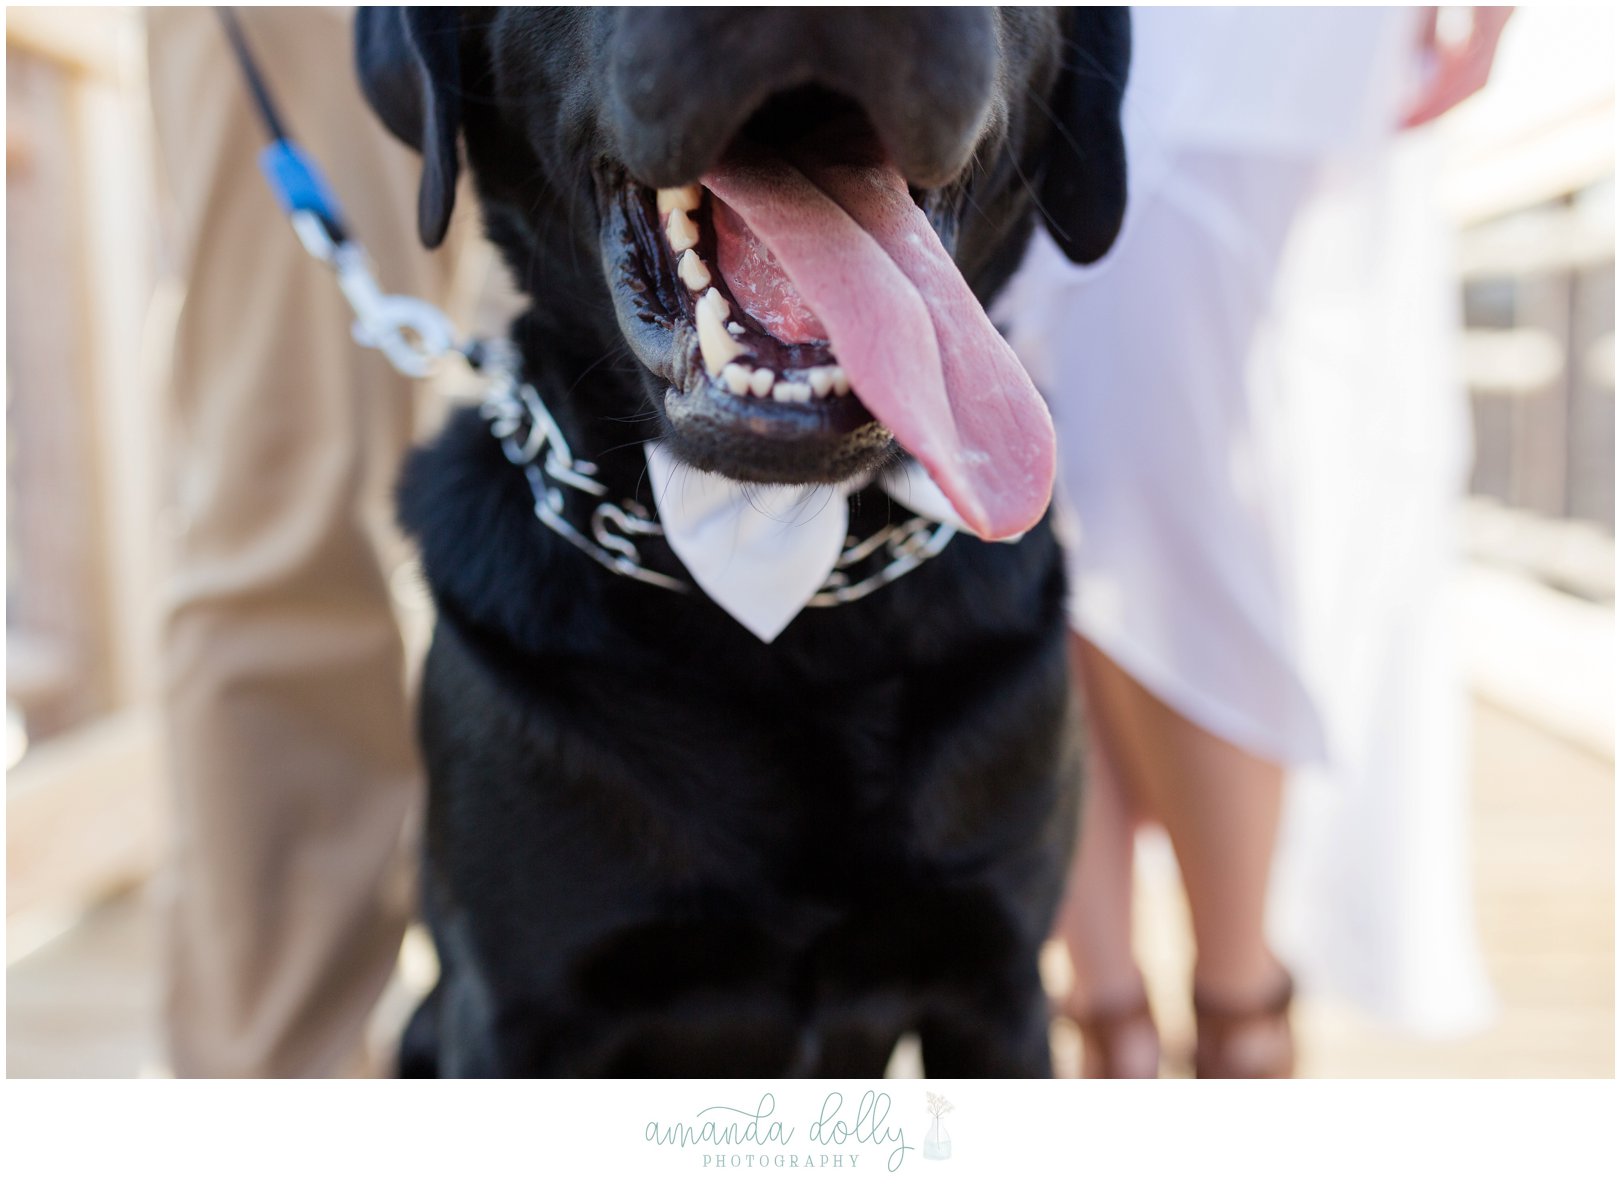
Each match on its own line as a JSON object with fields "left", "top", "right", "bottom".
{"left": 357, "top": 7, "right": 1127, "bottom": 539}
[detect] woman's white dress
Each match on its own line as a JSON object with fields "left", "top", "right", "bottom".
{"left": 995, "top": 6, "right": 1495, "bottom": 1033}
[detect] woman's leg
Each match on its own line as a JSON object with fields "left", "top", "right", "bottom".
{"left": 1072, "top": 636, "right": 1294, "bottom": 1077}
{"left": 1051, "top": 635, "right": 1160, "bottom": 1077}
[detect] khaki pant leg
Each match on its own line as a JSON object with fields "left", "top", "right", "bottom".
{"left": 146, "top": 7, "right": 440, "bottom": 1078}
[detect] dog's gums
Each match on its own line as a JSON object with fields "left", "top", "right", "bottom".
{"left": 602, "top": 160, "right": 901, "bottom": 486}
{"left": 665, "top": 184, "right": 852, "bottom": 402}
{"left": 644, "top": 179, "right": 858, "bottom": 402}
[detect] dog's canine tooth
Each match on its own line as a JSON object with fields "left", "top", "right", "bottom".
{"left": 666, "top": 207, "right": 700, "bottom": 252}
{"left": 677, "top": 249, "right": 711, "bottom": 291}
{"left": 721, "top": 363, "right": 752, "bottom": 395}
{"left": 698, "top": 287, "right": 730, "bottom": 321}
{"left": 748, "top": 368, "right": 776, "bottom": 398}
{"left": 829, "top": 366, "right": 851, "bottom": 396}
{"left": 772, "top": 381, "right": 813, "bottom": 403}
{"left": 696, "top": 288, "right": 743, "bottom": 374}
{"left": 808, "top": 367, "right": 835, "bottom": 398}
{"left": 656, "top": 185, "right": 702, "bottom": 216}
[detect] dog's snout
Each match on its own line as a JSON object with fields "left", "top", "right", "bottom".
{"left": 607, "top": 7, "right": 999, "bottom": 188}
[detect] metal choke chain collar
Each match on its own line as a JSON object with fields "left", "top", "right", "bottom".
{"left": 476, "top": 352, "right": 959, "bottom": 607}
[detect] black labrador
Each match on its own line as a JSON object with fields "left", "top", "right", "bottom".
{"left": 355, "top": 6, "right": 1128, "bottom": 1077}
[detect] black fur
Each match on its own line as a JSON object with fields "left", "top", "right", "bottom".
{"left": 355, "top": 6, "right": 1128, "bottom": 1077}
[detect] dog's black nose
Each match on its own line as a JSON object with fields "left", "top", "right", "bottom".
{"left": 606, "top": 7, "right": 999, "bottom": 188}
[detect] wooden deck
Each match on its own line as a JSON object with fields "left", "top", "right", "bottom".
{"left": 1055, "top": 699, "right": 1615, "bottom": 1079}
{"left": 6, "top": 698, "right": 1613, "bottom": 1079}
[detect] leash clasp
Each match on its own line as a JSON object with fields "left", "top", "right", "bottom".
{"left": 331, "top": 241, "right": 461, "bottom": 379}
{"left": 286, "top": 209, "right": 462, "bottom": 379}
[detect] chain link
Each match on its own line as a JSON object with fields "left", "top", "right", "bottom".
{"left": 477, "top": 362, "right": 958, "bottom": 609}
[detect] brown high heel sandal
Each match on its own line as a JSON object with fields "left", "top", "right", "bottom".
{"left": 1068, "top": 993, "right": 1162, "bottom": 1079}
{"left": 1192, "top": 970, "right": 1296, "bottom": 1079}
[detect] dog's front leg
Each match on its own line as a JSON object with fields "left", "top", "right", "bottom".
{"left": 916, "top": 972, "right": 1053, "bottom": 1078}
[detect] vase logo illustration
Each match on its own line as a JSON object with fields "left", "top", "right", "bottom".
{"left": 923, "top": 1092, "right": 954, "bottom": 1161}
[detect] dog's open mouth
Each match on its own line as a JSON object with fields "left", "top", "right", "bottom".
{"left": 601, "top": 101, "right": 1057, "bottom": 540}
{"left": 663, "top": 181, "right": 851, "bottom": 405}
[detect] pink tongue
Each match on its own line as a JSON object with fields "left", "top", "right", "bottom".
{"left": 702, "top": 157, "right": 1055, "bottom": 540}
{"left": 711, "top": 198, "right": 829, "bottom": 343}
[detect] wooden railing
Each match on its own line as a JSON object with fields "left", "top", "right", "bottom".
{"left": 7, "top": 9, "right": 165, "bottom": 927}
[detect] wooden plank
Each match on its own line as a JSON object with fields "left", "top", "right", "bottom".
{"left": 1455, "top": 563, "right": 1614, "bottom": 760}
{"left": 6, "top": 710, "right": 167, "bottom": 921}
{"left": 1442, "top": 100, "right": 1614, "bottom": 226}
{"left": 4, "top": 7, "right": 134, "bottom": 82}
{"left": 5, "top": 46, "right": 115, "bottom": 736}
{"left": 72, "top": 60, "right": 162, "bottom": 711}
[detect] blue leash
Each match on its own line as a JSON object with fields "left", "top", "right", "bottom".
{"left": 216, "top": 7, "right": 348, "bottom": 245}
{"left": 216, "top": 7, "right": 482, "bottom": 378}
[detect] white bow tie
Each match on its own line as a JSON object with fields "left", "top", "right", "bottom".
{"left": 644, "top": 442, "right": 1016, "bottom": 642}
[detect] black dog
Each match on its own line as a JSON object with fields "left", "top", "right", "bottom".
{"left": 356, "top": 7, "right": 1127, "bottom": 1077}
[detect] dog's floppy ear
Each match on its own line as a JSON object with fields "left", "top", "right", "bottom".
{"left": 1036, "top": 8, "right": 1130, "bottom": 264}
{"left": 354, "top": 7, "right": 463, "bottom": 248}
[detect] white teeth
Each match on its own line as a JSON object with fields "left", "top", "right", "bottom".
{"left": 772, "top": 381, "right": 813, "bottom": 403}
{"left": 696, "top": 288, "right": 743, "bottom": 374}
{"left": 748, "top": 368, "right": 776, "bottom": 398}
{"left": 677, "top": 249, "right": 711, "bottom": 291}
{"left": 657, "top": 187, "right": 855, "bottom": 405}
{"left": 710, "top": 358, "right": 849, "bottom": 401}
{"left": 697, "top": 287, "right": 729, "bottom": 322}
{"left": 657, "top": 185, "right": 702, "bottom": 215}
{"left": 687, "top": 277, "right": 847, "bottom": 399}
{"left": 666, "top": 207, "right": 699, "bottom": 252}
